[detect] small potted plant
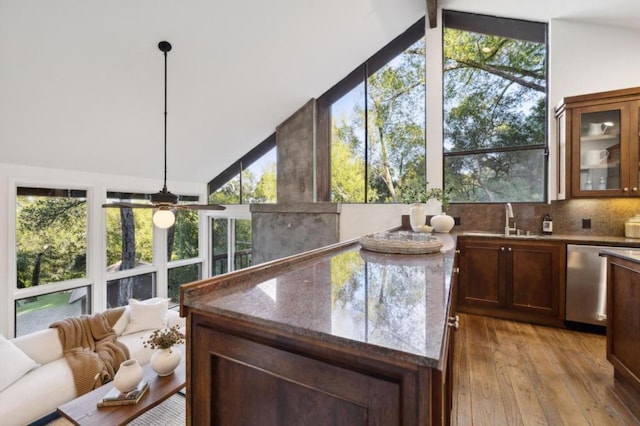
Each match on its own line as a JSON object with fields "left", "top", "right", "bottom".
{"left": 143, "top": 325, "right": 185, "bottom": 376}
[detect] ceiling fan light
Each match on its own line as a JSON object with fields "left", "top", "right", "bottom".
{"left": 153, "top": 209, "right": 175, "bottom": 229}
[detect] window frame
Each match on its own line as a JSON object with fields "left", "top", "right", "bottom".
{"left": 442, "top": 10, "right": 549, "bottom": 203}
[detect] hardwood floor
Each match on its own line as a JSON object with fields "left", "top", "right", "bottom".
{"left": 451, "top": 314, "right": 640, "bottom": 425}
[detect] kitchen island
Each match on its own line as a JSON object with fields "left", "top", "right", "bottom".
{"left": 180, "top": 235, "right": 458, "bottom": 425}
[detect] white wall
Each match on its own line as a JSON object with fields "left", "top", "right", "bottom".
{"left": 0, "top": 163, "right": 206, "bottom": 337}
{"left": 547, "top": 20, "right": 640, "bottom": 199}
{"left": 339, "top": 204, "right": 407, "bottom": 241}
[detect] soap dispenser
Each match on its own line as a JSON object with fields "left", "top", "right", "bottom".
{"left": 542, "top": 214, "right": 553, "bottom": 235}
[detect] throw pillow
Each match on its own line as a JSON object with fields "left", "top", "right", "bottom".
{"left": 0, "top": 334, "right": 40, "bottom": 392}
{"left": 122, "top": 298, "right": 169, "bottom": 335}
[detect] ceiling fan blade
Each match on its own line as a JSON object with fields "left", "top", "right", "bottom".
{"left": 175, "top": 204, "right": 226, "bottom": 211}
{"left": 102, "top": 202, "right": 155, "bottom": 209}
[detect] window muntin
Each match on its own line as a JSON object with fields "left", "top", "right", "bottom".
{"left": 443, "top": 11, "right": 547, "bottom": 203}
{"left": 16, "top": 187, "right": 87, "bottom": 289}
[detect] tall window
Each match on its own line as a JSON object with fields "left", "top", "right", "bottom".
{"left": 209, "top": 136, "right": 277, "bottom": 205}
{"left": 211, "top": 217, "right": 252, "bottom": 276}
{"left": 168, "top": 196, "right": 202, "bottom": 305}
{"left": 105, "top": 192, "right": 155, "bottom": 308}
{"left": 15, "top": 187, "right": 89, "bottom": 336}
{"left": 443, "top": 11, "right": 548, "bottom": 203}
{"left": 321, "top": 18, "right": 426, "bottom": 203}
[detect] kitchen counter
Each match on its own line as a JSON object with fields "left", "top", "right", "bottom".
{"left": 600, "top": 248, "right": 640, "bottom": 263}
{"left": 180, "top": 235, "right": 458, "bottom": 425}
{"left": 458, "top": 231, "right": 640, "bottom": 247}
{"left": 181, "top": 235, "right": 457, "bottom": 368}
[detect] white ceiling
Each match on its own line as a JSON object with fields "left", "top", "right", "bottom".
{"left": 1, "top": 0, "right": 640, "bottom": 184}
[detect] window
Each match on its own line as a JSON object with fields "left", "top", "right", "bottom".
{"left": 318, "top": 18, "right": 426, "bottom": 203}
{"left": 211, "top": 217, "right": 252, "bottom": 276}
{"left": 105, "top": 191, "right": 155, "bottom": 307}
{"left": 167, "top": 196, "right": 202, "bottom": 305}
{"left": 16, "top": 187, "right": 87, "bottom": 288}
{"left": 443, "top": 11, "right": 548, "bottom": 203}
{"left": 15, "top": 287, "right": 91, "bottom": 337}
{"left": 209, "top": 135, "right": 277, "bottom": 204}
{"left": 15, "top": 186, "right": 89, "bottom": 336}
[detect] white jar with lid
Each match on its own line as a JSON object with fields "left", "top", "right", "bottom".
{"left": 625, "top": 214, "right": 640, "bottom": 238}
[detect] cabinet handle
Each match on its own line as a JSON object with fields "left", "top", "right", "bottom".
{"left": 501, "top": 247, "right": 505, "bottom": 251}
{"left": 455, "top": 249, "right": 460, "bottom": 254}
{"left": 624, "top": 187, "right": 629, "bottom": 192}
{"left": 448, "top": 315, "right": 459, "bottom": 330}
{"left": 508, "top": 247, "right": 512, "bottom": 251}
{"left": 633, "top": 187, "right": 638, "bottom": 192}
{"left": 452, "top": 267, "right": 460, "bottom": 274}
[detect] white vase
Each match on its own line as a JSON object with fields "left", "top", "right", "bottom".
{"left": 409, "top": 203, "right": 426, "bottom": 231}
{"left": 430, "top": 212, "right": 455, "bottom": 233}
{"left": 150, "top": 347, "right": 181, "bottom": 376}
{"left": 113, "top": 359, "right": 144, "bottom": 392}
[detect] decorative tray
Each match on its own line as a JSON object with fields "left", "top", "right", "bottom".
{"left": 358, "top": 231, "right": 443, "bottom": 255}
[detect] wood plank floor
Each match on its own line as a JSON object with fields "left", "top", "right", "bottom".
{"left": 451, "top": 314, "right": 640, "bottom": 425}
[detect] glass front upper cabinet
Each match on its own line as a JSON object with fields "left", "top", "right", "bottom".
{"left": 577, "top": 106, "right": 622, "bottom": 193}
{"left": 556, "top": 87, "right": 640, "bottom": 198}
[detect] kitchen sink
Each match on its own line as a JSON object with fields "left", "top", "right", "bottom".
{"left": 462, "top": 231, "right": 544, "bottom": 239}
{"left": 462, "top": 231, "right": 504, "bottom": 237}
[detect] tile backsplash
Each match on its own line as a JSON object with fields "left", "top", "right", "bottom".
{"left": 433, "top": 198, "right": 640, "bottom": 237}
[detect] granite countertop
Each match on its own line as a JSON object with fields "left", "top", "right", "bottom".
{"left": 600, "top": 248, "right": 640, "bottom": 263}
{"left": 182, "top": 234, "right": 458, "bottom": 369}
{"left": 457, "top": 231, "right": 640, "bottom": 247}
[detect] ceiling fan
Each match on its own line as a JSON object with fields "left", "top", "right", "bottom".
{"left": 103, "top": 41, "right": 225, "bottom": 228}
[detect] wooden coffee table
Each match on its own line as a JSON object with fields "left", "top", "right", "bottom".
{"left": 57, "top": 356, "right": 185, "bottom": 426}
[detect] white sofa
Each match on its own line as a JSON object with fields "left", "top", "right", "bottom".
{"left": 0, "top": 303, "right": 185, "bottom": 426}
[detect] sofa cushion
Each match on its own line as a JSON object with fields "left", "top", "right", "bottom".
{"left": 0, "top": 334, "right": 40, "bottom": 392}
{"left": 11, "top": 327, "right": 63, "bottom": 365}
{"left": 122, "top": 298, "right": 169, "bottom": 335}
{"left": 0, "top": 357, "right": 76, "bottom": 426}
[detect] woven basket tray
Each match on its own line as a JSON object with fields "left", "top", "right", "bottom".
{"left": 359, "top": 232, "right": 443, "bottom": 255}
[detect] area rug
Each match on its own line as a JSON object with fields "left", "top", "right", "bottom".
{"left": 46, "top": 393, "right": 185, "bottom": 426}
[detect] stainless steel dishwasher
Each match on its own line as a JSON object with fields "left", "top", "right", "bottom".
{"left": 566, "top": 244, "right": 635, "bottom": 328}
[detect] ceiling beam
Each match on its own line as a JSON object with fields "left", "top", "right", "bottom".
{"left": 426, "top": 0, "right": 437, "bottom": 28}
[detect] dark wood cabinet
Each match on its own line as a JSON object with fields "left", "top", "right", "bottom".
{"left": 457, "top": 237, "right": 565, "bottom": 326}
{"left": 186, "top": 312, "right": 453, "bottom": 426}
{"left": 555, "top": 86, "right": 640, "bottom": 199}
{"left": 605, "top": 254, "right": 640, "bottom": 418}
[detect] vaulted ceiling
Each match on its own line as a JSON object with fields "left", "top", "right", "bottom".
{"left": 1, "top": 0, "right": 639, "bottom": 184}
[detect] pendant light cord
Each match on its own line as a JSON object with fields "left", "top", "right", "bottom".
{"left": 158, "top": 41, "right": 172, "bottom": 193}
{"left": 162, "top": 47, "right": 168, "bottom": 193}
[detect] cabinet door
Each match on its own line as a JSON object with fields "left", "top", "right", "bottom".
{"left": 458, "top": 239, "right": 505, "bottom": 310}
{"left": 629, "top": 100, "right": 640, "bottom": 195}
{"left": 506, "top": 241, "right": 563, "bottom": 318}
{"left": 571, "top": 102, "right": 630, "bottom": 196}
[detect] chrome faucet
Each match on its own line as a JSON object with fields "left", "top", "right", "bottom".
{"left": 505, "top": 203, "right": 516, "bottom": 236}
